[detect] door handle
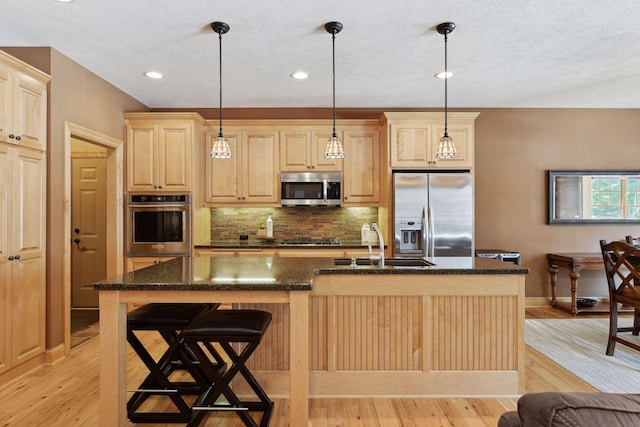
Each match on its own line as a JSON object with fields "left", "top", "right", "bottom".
{"left": 74, "top": 238, "right": 81, "bottom": 244}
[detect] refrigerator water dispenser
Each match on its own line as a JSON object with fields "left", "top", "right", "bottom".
{"left": 397, "top": 219, "right": 422, "bottom": 252}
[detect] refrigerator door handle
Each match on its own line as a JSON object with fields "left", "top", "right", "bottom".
{"left": 428, "top": 204, "right": 435, "bottom": 258}
{"left": 421, "top": 207, "right": 427, "bottom": 257}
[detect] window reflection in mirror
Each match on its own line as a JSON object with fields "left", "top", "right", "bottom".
{"left": 548, "top": 170, "right": 640, "bottom": 224}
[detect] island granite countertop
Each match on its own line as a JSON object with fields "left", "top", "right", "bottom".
{"left": 94, "top": 256, "right": 529, "bottom": 291}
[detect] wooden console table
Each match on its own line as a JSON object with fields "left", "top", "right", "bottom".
{"left": 547, "top": 253, "right": 606, "bottom": 314}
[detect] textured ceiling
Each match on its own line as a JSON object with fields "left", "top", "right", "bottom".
{"left": 2, "top": 0, "right": 639, "bottom": 109}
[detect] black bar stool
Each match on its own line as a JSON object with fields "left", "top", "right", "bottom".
{"left": 182, "top": 309, "right": 274, "bottom": 427}
{"left": 127, "top": 302, "right": 224, "bottom": 423}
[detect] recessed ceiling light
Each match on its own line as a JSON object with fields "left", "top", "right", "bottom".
{"left": 435, "top": 71, "right": 454, "bottom": 79}
{"left": 144, "top": 71, "right": 164, "bottom": 79}
{"left": 291, "top": 71, "right": 309, "bottom": 80}
{"left": 54, "top": 0, "right": 75, "bottom": 3}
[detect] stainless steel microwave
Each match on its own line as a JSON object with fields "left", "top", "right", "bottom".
{"left": 280, "top": 172, "right": 341, "bottom": 206}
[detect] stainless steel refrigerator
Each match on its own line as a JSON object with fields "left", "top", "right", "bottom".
{"left": 392, "top": 172, "right": 473, "bottom": 258}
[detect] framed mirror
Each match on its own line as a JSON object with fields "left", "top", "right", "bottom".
{"left": 548, "top": 170, "right": 640, "bottom": 224}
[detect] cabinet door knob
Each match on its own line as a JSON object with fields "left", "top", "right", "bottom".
{"left": 8, "top": 256, "right": 14, "bottom": 260}
{"left": 15, "top": 135, "right": 21, "bottom": 141}
{"left": 14, "top": 255, "right": 20, "bottom": 260}
{"left": 8, "top": 134, "right": 14, "bottom": 139}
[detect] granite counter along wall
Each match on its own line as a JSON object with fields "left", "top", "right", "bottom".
{"left": 210, "top": 207, "right": 379, "bottom": 241}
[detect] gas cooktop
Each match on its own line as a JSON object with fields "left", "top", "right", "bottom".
{"left": 280, "top": 238, "right": 342, "bottom": 246}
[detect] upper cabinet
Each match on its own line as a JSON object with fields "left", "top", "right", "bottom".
{"left": 384, "top": 112, "right": 479, "bottom": 170}
{"left": 280, "top": 129, "right": 342, "bottom": 172}
{"left": 125, "top": 113, "right": 204, "bottom": 193}
{"left": 342, "top": 124, "right": 381, "bottom": 206}
{"left": 205, "top": 126, "right": 279, "bottom": 206}
{"left": 0, "top": 51, "right": 48, "bottom": 152}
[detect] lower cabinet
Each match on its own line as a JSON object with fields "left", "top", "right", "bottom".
{"left": 194, "top": 248, "right": 372, "bottom": 258}
{"left": 126, "top": 256, "right": 176, "bottom": 273}
{"left": 0, "top": 144, "right": 46, "bottom": 379}
{"left": 194, "top": 249, "right": 277, "bottom": 257}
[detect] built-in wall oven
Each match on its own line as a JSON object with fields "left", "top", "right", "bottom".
{"left": 126, "top": 194, "right": 191, "bottom": 256}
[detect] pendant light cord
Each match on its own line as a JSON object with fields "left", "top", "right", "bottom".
{"left": 331, "top": 30, "right": 337, "bottom": 138}
{"left": 443, "top": 30, "right": 449, "bottom": 137}
{"left": 218, "top": 30, "right": 224, "bottom": 138}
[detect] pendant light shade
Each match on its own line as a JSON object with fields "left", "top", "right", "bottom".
{"left": 324, "top": 21, "right": 345, "bottom": 159}
{"left": 435, "top": 22, "right": 458, "bottom": 159}
{"left": 210, "top": 21, "right": 232, "bottom": 159}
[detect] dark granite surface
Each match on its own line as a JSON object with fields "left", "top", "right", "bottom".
{"left": 94, "top": 257, "right": 323, "bottom": 291}
{"left": 94, "top": 256, "right": 529, "bottom": 291}
{"left": 314, "top": 256, "right": 530, "bottom": 275}
{"left": 195, "top": 240, "right": 378, "bottom": 249}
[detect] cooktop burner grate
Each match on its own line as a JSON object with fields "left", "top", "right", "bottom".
{"left": 280, "top": 238, "right": 342, "bottom": 246}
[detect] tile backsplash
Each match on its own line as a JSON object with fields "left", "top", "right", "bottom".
{"left": 210, "top": 207, "right": 379, "bottom": 241}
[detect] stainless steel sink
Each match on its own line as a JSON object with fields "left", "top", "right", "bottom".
{"left": 332, "top": 258, "right": 434, "bottom": 267}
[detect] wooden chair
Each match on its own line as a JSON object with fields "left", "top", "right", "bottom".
{"left": 625, "top": 235, "right": 640, "bottom": 247}
{"left": 599, "top": 240, "right": 640, "bottom": 356}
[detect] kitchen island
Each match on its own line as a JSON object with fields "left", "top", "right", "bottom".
{"left": 95, "top": 256, "right": 528, "bottom": 426}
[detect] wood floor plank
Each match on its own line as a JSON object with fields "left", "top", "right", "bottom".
{"left": 0, "top": 307, "right": 602, "bottom": 426}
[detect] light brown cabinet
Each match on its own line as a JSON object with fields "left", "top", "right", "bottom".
{"left": 126, "top": 256, "right": 176, "bottom": 273}
{"left": 342, "top": 126, "right": 381, "bottom": 206}
{"left": 384, "top": 112, "right": 478, "bottom": 169}
{"left": 205, "top": 127, "right": 279, "bottom": 206}
{"left": 194, "top": 248, "right": 277, "bottom": 257}
{"left": 0, "top": 54, "right": 48, "bottom": 152}
{"left": 0, "top": 51, "right": 48, "bottom": 380}
{"left": 196, "top": 247, "right": 371, "bottom": 258}
{"left": 0, "top": 146, "right": 46, "bottom": 374}
{"left": 280, "top": 129, "right": 342, "bottom": 172}
{"left": 125, "top": 118, "right": 195, "bottom": 192}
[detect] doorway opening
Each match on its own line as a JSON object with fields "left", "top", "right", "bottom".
{"left": 63, "top": 123, "right": 124, "bottom": 352}
{"left": 70, "top": 140, "right": 107, "bottom": 347}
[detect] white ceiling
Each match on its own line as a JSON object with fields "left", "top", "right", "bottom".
{"left": 3, "top": 0, "right": 639, "bottom": 109}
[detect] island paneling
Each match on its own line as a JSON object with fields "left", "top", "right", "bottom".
{"left": 94, "top": 256, "right": 527, "bottom": 426}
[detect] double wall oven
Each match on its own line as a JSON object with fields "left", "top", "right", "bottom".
{"left": 126, "top": 194, "right": 192, "bottom": 256}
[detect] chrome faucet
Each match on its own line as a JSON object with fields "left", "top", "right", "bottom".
{"left": 368, "top": 223, "right": 385, "bottom": 267}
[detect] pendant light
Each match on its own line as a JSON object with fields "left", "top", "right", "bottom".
{"left": 324, "top": 21, "right": 345, "bottom": 159}
{"left": 435, "top": 22, "right": 458, "bottom": 159}
{"left": 210, "top": 21, "right": 232, "bottom": 159}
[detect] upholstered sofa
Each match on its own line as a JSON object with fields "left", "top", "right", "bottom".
{"left": 498, "top": 392, "right": 640, "bottom": 427}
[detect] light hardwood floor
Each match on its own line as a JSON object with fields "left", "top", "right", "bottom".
{"left": 0, "top": 307, "right": 607, "bottom": 426}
